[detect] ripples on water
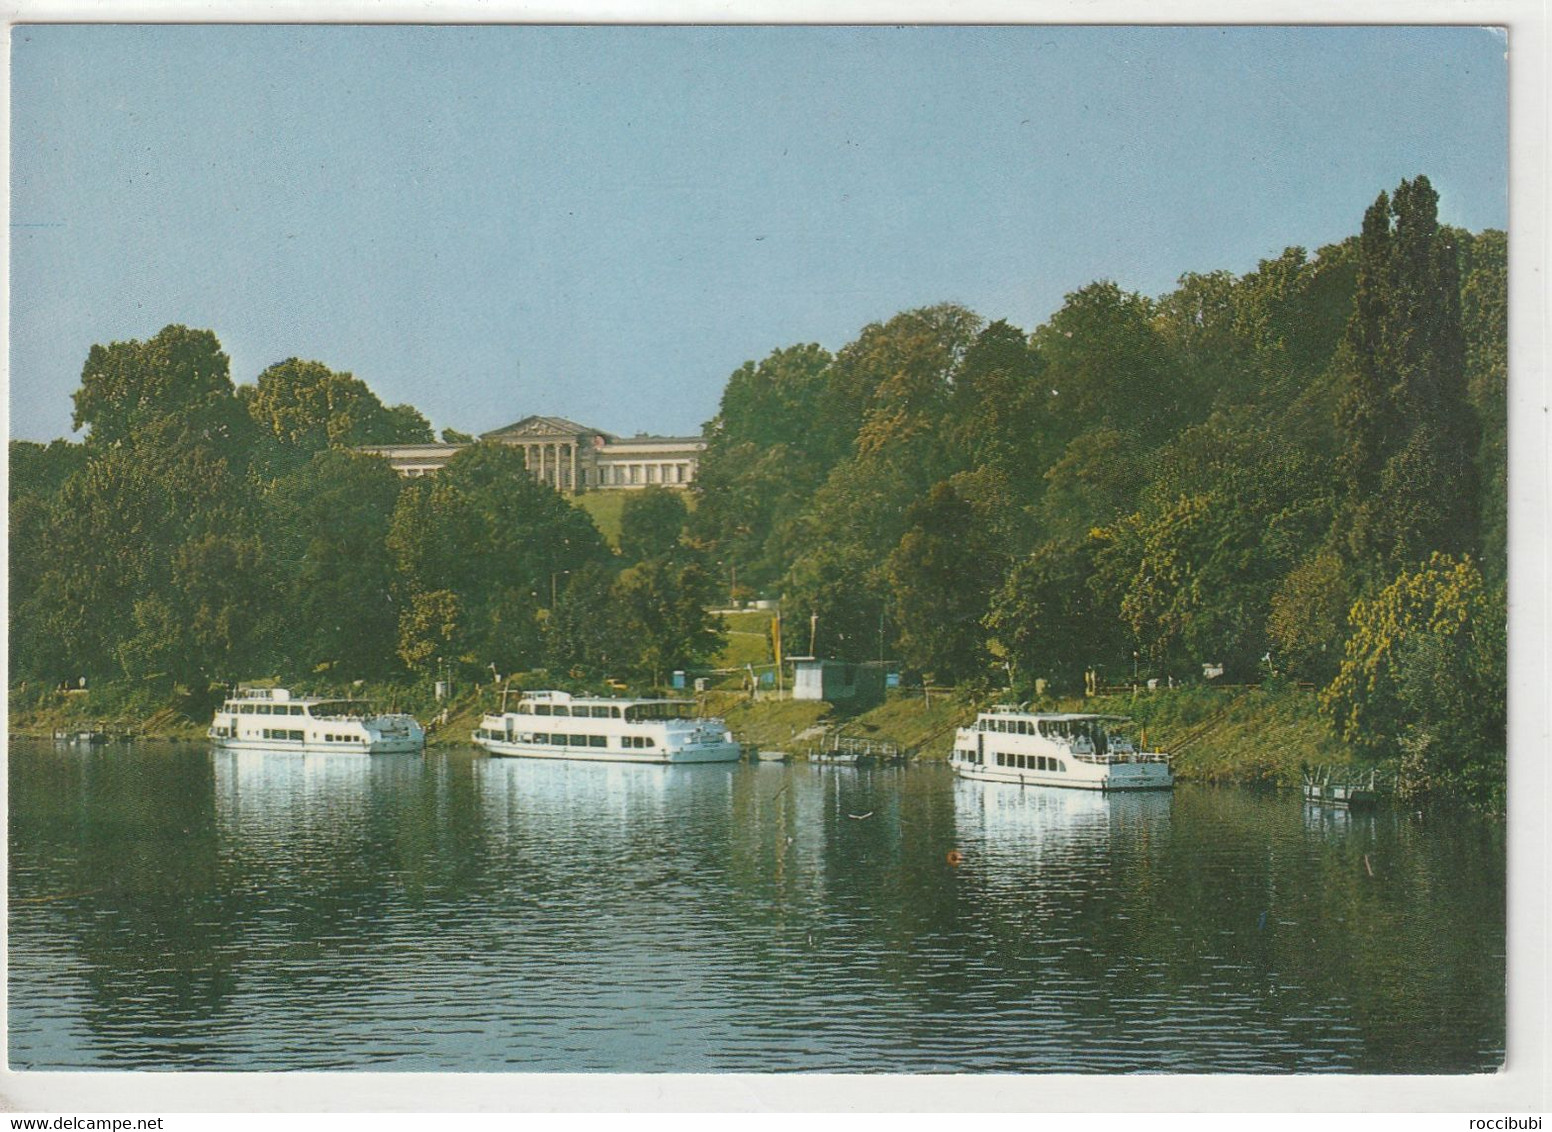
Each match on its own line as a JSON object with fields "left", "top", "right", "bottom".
{"left": 8, "top": 742, "right": 1504, "bottom": 1073}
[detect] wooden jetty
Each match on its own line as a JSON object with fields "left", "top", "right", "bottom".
{"left": 1302, "top": 765, "right": 1388, "bottom": 809}
{"left": 807, "top": 735, "right": 906, "bottom": 765}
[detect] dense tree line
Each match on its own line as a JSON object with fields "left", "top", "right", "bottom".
{"left": 688, "top": 175, "right": 1506, "bottom": 805}
{"left": 9, "top": 330, "right": 724, "bottom": 708}
{"left": 9, "top": 175, "right": 1505, "bottom": 804}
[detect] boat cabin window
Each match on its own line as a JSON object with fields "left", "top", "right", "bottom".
{"left": 589, "top": 735, "right": 607, "bottom": 748}
{"left": 624, "top": 703, "right": 682, "bottom": 723}
{"left": 534, "top": 704, "right": 552, "bottom": 716}
{"left": 312, "top": 701, "right": 369, "bottom": 719}
{"left": 552, "top": 706, "right": 570, "bottom": 717}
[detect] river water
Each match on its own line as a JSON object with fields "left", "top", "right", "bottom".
{"left": 7, "top": 741, "right": 1504, "bottom": 1073}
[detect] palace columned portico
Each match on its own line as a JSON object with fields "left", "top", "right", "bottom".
{"left": 358, "top": 415, "right": 704, "bottom": 492}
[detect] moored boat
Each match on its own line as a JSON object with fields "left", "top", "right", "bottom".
{"left": 952, "top": 707, "right": 1172, "bottom": 791}
{"left": 209, "top": 688, "right": 424, "bottom": 754}
{"left": 473, "top": 690, "right": 739, "bottom": 764}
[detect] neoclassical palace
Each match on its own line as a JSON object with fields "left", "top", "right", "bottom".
{"left": 358, "top": 415, "right": 704, "bottom": 492}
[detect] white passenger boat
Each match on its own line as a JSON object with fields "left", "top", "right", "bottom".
{"left": 952, "top": 707, "right": 1172, "bottom": 791}
{"left": 472, "top": 690, "right": 740, "bottom": 764}
{"left": 208, "top": 687, "right": 425, "bottom": 754}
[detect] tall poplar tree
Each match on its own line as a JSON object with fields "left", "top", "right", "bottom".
{"left": 1335, "top": 175, "right": 1479, "bottom": 578}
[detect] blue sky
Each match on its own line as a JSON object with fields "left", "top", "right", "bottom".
{"left": 9, "top": 25, "right": 1509, "bottom": 442}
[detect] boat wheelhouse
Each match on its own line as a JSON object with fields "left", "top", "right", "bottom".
{"left": 208, "top": 688, "right": 425, "bottom": 754}
{"left": 473, "top": 690, "right": 740, "bottom": 764}
{"left": 952, "top": 708, "right": 1172, "bottom": 791}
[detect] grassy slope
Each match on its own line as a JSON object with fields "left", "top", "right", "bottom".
{"left": 8, "top": 683, "right": 211, "bottom": 740}
{"left": 571, "top": 490, "right": 699, "bottom": 551}
{"left": 573, "top": 491, "right": 628, "bottom": 548}
{"left": 717, "top": 610, "right": 775, "bottom": 671}
{"left": 839, "top": 690, "right": 979, "bottom": 758}
{"left": 1082, "top": 684, "right": 1351, "bottom": 786}
{"left": 706, "top": 682, "right": 1350, "bottom": 783}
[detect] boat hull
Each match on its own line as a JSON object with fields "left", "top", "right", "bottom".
{"left": 209, "top": 735, "right": 423, "bottom": 755}
{"left": 953, "top": 762, "right": 1173, "bottom": 791}
{"left": 474, "top": 738, "right": 741, "bottom": 764}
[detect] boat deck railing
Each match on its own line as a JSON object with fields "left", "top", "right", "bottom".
{"left": 1071, "top": 751, "right": 1172, "bottom": 766}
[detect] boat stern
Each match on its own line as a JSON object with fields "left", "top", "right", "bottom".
{"left": 1102, "top": 758, "right": 1174, "bottom": 790}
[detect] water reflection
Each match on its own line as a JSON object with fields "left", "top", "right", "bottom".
{"left": 957, "top": 777, "right": 1172, "bottom": 853}
{"left": 8, "top": 743, "right": 1504, "bottom": 1073}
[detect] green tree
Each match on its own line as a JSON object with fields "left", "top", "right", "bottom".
{"left": 264, "top": 448, "right": 405, "bottom": 680}
{"left": 945, "top": 319, "right": 1051, "bottom": 497}
{"left": 1034, "top": 427, "right": 1147, "bottom": 544}
{"left": 708, "top": 342, "right": 833, "bottom": 451}
{"left": 986, "top": 536, "right": 1118, "bottom": 694}
{"left": 612, "top": 557, "right": 725, "bottom": 684}
{"left": 1153, "top": 269, "right": 1244, "bottom": 408}
{"left": 1458, "top": 227, "right": 1507, "bottom": 582}
{"left": 1031, "top": 282, "right": 1195, "bottom": 449}
{"left": 544, "top": 562, "right": 626, "bottom": 678}
{"left": 885, "top": 479, "right": 1004, "bottom": 683}
{"left": 24, "top": 434, "right": 252, "bottom": 684}
{"left": 1096, "top": 411, "right": 1331, "bottom": 678}
{"left": 242, "top": 358, "right": 431, "bottom": 454}
{"left": 387, "top": 443, "right": 610, "bottom": 677}
{"left": 1320, "top": 553, "right": 1505, "bottom": 807}
{"left": 118, "top": 534, "right": 269, "bottom": 687}
{"left": 396, "top": 589, "right": 465, "bottom": 676}
{"left": 1266, "top": 550, "right": 1352, "bottom": 683}
{"left": 619, "top": 485, "right": 690, "bottom": 563}
{"left": 690, "top": 344, "right": 836, "bottom": 592}
{"left": 1335, "top": 176, "right": 1479, "bottom": 576}
{"left": 1229, "top": 243, "right": 1357, "bottom": 412}
{"left": 72, "top": 324, "right": 248, "bottom": 456}
{"left": 9, "top": 441, "right": 87, "bottom": 682}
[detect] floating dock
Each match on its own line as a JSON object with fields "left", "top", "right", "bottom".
{"left": 1302, "top": 765, "right": 1388, "bottom": 809}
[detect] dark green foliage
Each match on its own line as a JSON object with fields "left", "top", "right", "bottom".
{"left": 242, "top": 357, "right": 432, "bottom": 455}
{"left": 1336, "top": 176, "right": 1479, "bottom": 576}
{"left": 263, "top": 449, "right": 405, "bottom": 680}
{"left": 10, "top": 176, "right": 1506, "bottom": 808}
{"left": 611, "top": 557, "right": 726, "bottom": 685}
{"left": 690, "top": 343, "right": 835, "bottom": 592}
{"left": 1097, "top": 410, "right": 1335, "bottom": 679}
{"left": 1458, "top": 228, "right": 1507, "bottom": 582}
{"left": 885, "top": 480, "right": 1005, "bottom": 683}
{"left": 1320, "top": 554, "right": 1505, "bottom": 808}
{"left": 544, "top": 562, "right": 626, "bottom": 678}
{"left": 72, "top": 325, "right": 249, "bottom": 457}
{"left": 387, "top": 443, "right": 612, "bottom": 678}
{"left": 9, "top": 439, "right": 86, "bottom": 500}
{"left": 618, "top": 485, "right": 690, "bottom": 563}
{"left": 1031, "top": 281, "right": 1196, "bottom": 448}
{"left": 986, "top": 537, "right": 1114, "bottom": 693}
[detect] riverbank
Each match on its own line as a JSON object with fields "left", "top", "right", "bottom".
{"left": 5, "top": 680, "right": 495, "bottom": 747}
{"left": 9, "top": 679, "right": 1355, "bottom": 787}
{"left": 713, "top": 681, "right": 1353, "bottom": 786}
